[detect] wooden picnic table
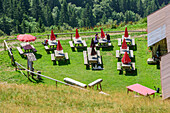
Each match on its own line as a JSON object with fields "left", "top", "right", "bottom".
{"left": 20, "top": 42, "right": 30, "bottom": 48}
{"left": 118, "top": 38, "right": 135, "bottom": 47}
{"left": 120, "top": 47, "right": 130, "bottom": 54}
{"left": 54, "top": 50, "right": 65, "bottom": 59}
{"left": 117, "top": 62, "right": 135, "bottom": 71}
{"left": 22, "top": 44, "right": 33, "bottom": 52}
{"left": 73, "top": 37, "right": 83, "bottom": 46}
{"left": 48, "top": 40, "right": 57, "bottom": 49}
{"left": 126, "top": 83, "right": 156, "bottom": 97}
{"left": 98, "top": 38, "right": 107, "bottom": 45}
{"left": 87, "top": 48, "right": 98, "bottom": 64}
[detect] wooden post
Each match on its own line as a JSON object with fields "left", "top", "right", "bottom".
{"left": 15, "top": 62, "right": 17, "bottom": 71}
{"left": 127, "top": 89, "right": 129, "bottom": 94}
{"left": 27, "top": 58, "right": 29, "bottom": 78}
{"left": 37, "top": 71, "right": 41, "bottom": 80}
{"left": 56, "top": 81, "right": 57, "bottom": 88}
{"left": 4, "top": 42, "right": 6, "bottom": 51}
{"left": 100, "top": 83, "right": 102, "bottom": 91}
{"left": 71, "top": 34, "right": 72, "bottom": 41}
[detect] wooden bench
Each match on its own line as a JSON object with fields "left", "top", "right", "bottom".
{"left": 131, "top": 39, "right": 135, "bottom": 46}
{"left": 69, "top": 41, "right": 74, "bottom": 48}
{"left": 131, "top": 63, "right": 135, "bottom": 71}
{"left": 117, "top": 62, "right": 122, "bottom": 71}
{"left": 51, "top": 54, "right": 55, "bottom": 61}
{"left": 65, "top": 53, "right": 69, "bottom": 60}
{"left": 118, "top": 38, "right": 121, "bottom": 46}
{"left": 116, "top": 50, "right": 120, "bottom": 58}
{"left": 130, "top": 50, "right": 134, "bottom": 58}
{"left": 16, "top": 47, "right": 24, "bottom": 55}
{"left": 83, "top": 51, "right": 88, "bottom": 65}
{"left": 64, "top": 77, "right": 87, "bottom": 88}
{"left": 98, "top": 56, "right": 102, "bottom": 65}
{"left": 82, "top": 40, "right": 87, "bottom": 47}
{"left": 31, "top": 45, "right": 37, "bottom": 52}
{"left": 44, "top": 46, "right": 50, "bottom": 51}
{"left": 88, "top": 79, "right": 103, "bottom": 90}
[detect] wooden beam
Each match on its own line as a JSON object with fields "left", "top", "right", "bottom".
{"left": 64, "top": 77, "right": 87, "bottom": 88}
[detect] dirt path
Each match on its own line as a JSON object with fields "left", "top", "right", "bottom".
{"left": 0, "top": 33, "right": 147, "bottom": 51}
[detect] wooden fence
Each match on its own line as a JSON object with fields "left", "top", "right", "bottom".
{"left": 4, "top": 30, "right": 146, "bottom": 41}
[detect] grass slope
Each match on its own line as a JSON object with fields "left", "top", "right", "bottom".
{"left": 0, "top": 32, "right": 161, "bottom": 92}
{"left": 0, "top": 83, "right": 169, "bottom": 113}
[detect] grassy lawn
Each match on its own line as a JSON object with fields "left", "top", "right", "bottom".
{"left": 0, "top": 32, "right": 161, "bottom": 92}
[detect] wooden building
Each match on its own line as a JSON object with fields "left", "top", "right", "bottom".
{"left": 147, "top": 4, "right": 170, "bottom": 59}
{"left": 147, "top": 4, "right": 170, "bottom": 100}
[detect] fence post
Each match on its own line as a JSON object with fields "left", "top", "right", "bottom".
{"left": 71, "top": 34, "right": 72, "bottom": 41}
{"left": 15, "top": 62, "right": 17, "bottom": 71}
{"left": 37, "top": 71, "right": 41, "bottom": 80}
{"left": 27, "top": 58, "right": 29, "bottom": 78}
{"left": 56, "top": 81, "right": 57, "bottom": 88}
{"left": 4, "top": 41, "right": 6, "bottom": 51}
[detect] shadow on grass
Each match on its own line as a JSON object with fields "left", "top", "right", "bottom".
{"left": 130, "top": 44, "right": 137, "bottom": 51}
{"left": 31, "top": 75, "right": 44, "bottom": 83}
{"left": 34, "top": 53, "right": 42, "bottom": 59}
{"left": 77, "top": 47, "right": 87, "bottom": 52}
{"left": 131, "top": 56, "right": 136, "bottom": 62}
{"left": 101, "top": 46, "right": 114, "bottom": 51}
{"left": 125, "top": 69, "right": 137, "bottom": 76}
{"left": 58, "top": 60, "right": 69, "bottom": 66}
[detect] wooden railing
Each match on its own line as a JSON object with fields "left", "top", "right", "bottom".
{"left": 4, "top": 30, "right": 146, "bottom": 41}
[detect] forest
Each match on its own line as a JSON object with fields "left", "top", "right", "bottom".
{"left": 0, "top": 0, "right": 169, "bottom": 35}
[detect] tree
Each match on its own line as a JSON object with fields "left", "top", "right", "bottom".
{"left": 0, "top": 15, "right": 13, "bottom": 35}
{"left": 52, "top": 6, "right": 60, "bottom": 25}
{"left": 59, "top": 0, "right": 68, "bottom": 25}
{"left": 20, "top": 19, "right": 27, "bottom": 33}
{"left": 37, "top": 17, "right": 45, "bottom": 33}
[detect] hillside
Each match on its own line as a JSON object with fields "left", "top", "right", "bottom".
{"left": 0, "top": 83, "right": 170, "bottom": 112}
{"left": 1, "top": 22, "right": 170, "bottom": 112}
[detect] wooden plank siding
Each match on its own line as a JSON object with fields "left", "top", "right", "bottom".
{"left": 160, "top": 53, "right": 170, "bottom": 100}
{"left": 147, "top": 4, "right": 170, "bottom": 55}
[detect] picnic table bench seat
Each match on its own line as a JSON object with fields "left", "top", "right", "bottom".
{"left": 131, "top": 39, "right": 135, "bottom": 46}
{"left": 69, "top": 41, "right": 74, "bottom": 48}
{"left": 117, "top": 62, "right": 122, "bottom": 71}
{"left": 44, "top": 46, "right": 50, "bottom": 51}
{"left": 31, "top": 45, "right": 37, "bottom": 53}
{"left": 131, "top": 63, "right": 135, "bottom": 70}
{"left": 108, "top": 42, "right": 112, "bottom": 47}
{"left": 51, "top": 54, "right": 55, "bottom": 61}
{"left": 118, "top": 38, "right": 121, "bottom": 46}
{"left": 82, "top": 40, "right": 87, "bottom": 47}
{"left": 116, "top": 50, "right": 120, "bottom": 58}
{"left": 16, "top": 47, "right": 24, "bottom": 55}
{"left": 83, "top": 51, "right": 88, "bottom": 65}
{"left": 64, "top": 53, "right": 69, "bottom": 60}
{"left": 130, "top": 50, "right": 134, "bottom": 58}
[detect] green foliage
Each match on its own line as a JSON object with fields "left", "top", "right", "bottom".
{"left": 0, "top": 30, "right": 5, "bottom": 36}
{"left": 0, "top": 0, "right": 168, "bottom": 35}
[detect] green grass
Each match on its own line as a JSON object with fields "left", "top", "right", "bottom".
{"left": 0, "top": 32, "right": 160, "bottom": 92}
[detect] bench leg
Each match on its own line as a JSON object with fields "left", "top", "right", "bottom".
{"left": 100, "top": 83, "right": 102, "bottom": 91}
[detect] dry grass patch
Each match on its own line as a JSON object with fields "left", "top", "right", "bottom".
{"left": 0, "top": 83, "right": 169, "bottom": 113}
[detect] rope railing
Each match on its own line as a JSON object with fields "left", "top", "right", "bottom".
{"left": 15, "top": 61, "right": 89, "bottom": 91}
